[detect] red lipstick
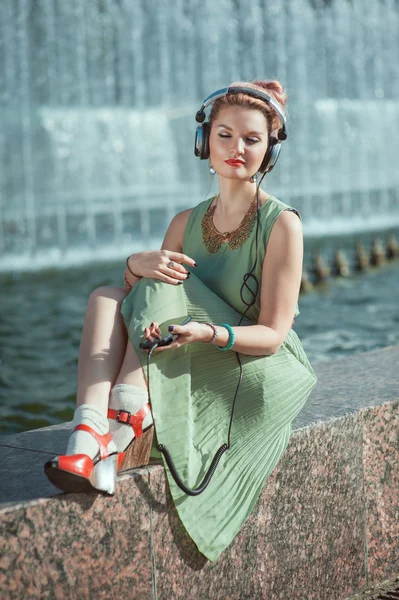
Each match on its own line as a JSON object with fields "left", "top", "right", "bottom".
{"left": 225, "top": 159, "right": 245, "bottom": 166}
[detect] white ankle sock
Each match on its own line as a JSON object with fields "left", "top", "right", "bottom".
{"left": 66, "top": 403, "right": 117, "bottom": 459}
{"left": 108, "top": 383, "right": 153, "bottom": 452}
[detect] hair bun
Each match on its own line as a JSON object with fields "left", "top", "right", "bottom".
{"left": 251, "top": 80, "right": 287, "bottom": 110}
{"left": 229, "top": 79, "right": 288, "bottom": 132}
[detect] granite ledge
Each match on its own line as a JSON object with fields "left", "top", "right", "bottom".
{"left": 0, "top": 346, "right": 398, "bottom": 599}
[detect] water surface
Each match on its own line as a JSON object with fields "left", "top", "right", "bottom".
{"left": 1, "top": 256, "right": 398, "bottom": 434}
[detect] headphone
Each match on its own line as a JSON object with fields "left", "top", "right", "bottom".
{"left": 194, "top": 86, "right": 288, "bottom": 174}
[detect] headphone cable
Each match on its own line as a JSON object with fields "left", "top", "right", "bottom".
{"left": 146, "top": 177, "right": 266, "bottom": 496}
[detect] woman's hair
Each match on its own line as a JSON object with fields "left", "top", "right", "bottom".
{"left": 208, "top": 79, "right": 288, "bottom": 138}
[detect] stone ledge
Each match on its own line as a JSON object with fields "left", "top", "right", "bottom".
{"left": 0, "top": 346, "right": 398, "bottom": 599}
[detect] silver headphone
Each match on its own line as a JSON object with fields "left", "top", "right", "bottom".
{"left": 194, "top": 86, "right": 288, "bottom": 174}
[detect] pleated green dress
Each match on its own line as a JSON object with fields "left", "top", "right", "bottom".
{"left": 121, "top": 194, "right": 317, "bottom": 562}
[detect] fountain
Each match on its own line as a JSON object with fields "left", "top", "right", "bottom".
{"left": 0, "top": 0, "right": 398, "bottom": 271}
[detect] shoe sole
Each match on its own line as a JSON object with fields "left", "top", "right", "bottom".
{"left": 118, "top": 426, "right": 154, "bottom": 473}
{"left": 44, "top": 465, "right": 104, "bottom": 494}
{"left": 44, "top": 453, "right": 118, "bottom": 495}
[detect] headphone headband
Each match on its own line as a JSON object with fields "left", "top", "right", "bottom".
{"left": 195, "top": 86, "right": 287, "bottom": 140}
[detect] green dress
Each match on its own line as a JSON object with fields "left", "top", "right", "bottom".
{"left": 121, "top": 194, "right": 318, "bottom": 562}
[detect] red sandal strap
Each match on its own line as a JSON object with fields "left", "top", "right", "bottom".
{"left": 107, "top": 403, "right": 151, "bottom": 439}
{"left": 57, "top": 454, "right": 94, "bottom": 478}
{"left": 74, "top": 424, "right": 113, "bottom": 459}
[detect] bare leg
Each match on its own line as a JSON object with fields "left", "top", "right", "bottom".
{"left": 45, "top": 285, "right": 152, "bottom": 492}
{"left": 113, "top": 339, "right": 148, "bottom": 389}
{"left": 106, "top": 292, "right": 156, "bottom": 468}
{"left": 76, "top": 286, "right": 147, "bottom": 413}
{"left": 111, "top": 339, "right": 155, "bottom": 469}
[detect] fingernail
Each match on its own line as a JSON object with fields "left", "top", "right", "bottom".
{"left": 194, "top": 262, "right": 198, "bottom": 267}
{"left": 186, "top": 272, "right": 191, "bottom": 278}
{"left": 177, "top": 281, "right": 183, "bottom": 285}
{"left": 150, "top": 322, "right": 154, "bottom": 327}
{"left": 168, "top": 325, "right": 175, "bottom": 332}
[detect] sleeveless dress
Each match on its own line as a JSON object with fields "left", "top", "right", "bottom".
{"left": 121, "top": 194, "right": 318, "bottom": 562}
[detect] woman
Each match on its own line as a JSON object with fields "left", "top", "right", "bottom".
{"left": 45, "top": 80, "right": 317, "bottom": 562}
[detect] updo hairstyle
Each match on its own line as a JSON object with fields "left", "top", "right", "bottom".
{"left": 208, "top": 79, "right": 288, "bottom": 139}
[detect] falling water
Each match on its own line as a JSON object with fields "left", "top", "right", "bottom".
{"left": 0, "top": 0, "right": 398, "bottom": 271}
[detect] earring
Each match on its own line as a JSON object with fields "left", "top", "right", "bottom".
{"left": 209, "top": 165, "right": 216, "bottom": 175}
{"left": 250, "top": 173, "right": 257, "bottom": 183}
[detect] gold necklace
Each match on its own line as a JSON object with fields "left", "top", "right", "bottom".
{"left": 201, "top": 193, "right": 258, "bottom": 253}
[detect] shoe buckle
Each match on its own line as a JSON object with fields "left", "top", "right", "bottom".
{"left": 116, "top": 409, "right": 132, "bottom": 424}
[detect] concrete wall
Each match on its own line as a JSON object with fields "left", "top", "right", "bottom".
{"left": 0, "top": 346, "right": 398, "bottom": 600}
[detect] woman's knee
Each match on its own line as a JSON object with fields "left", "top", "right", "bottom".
{"left": 88, "top": 286, "right": 128, "bottom": 306}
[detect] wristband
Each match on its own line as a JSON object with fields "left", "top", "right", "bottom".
{"left": 216, "top": 323, "right": 235, "bottom": 351}
{"left": 125, "top": 256, "right": 142, "bottom": 279}
{"left": 202, "top": 322, "right": 218, "bottom": 344}
{"left": 123, "top": 273, "right": 133, "bottom": 291}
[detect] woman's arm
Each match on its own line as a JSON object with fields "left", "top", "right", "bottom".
{"left": 146, "top": 209, "right": 303, "bottom": 356}
{"left": 214, "top": 209, "right": 303, "bottom": 355}
{"left": 124, "top": 208, "right": 194, "bottom": 289}
{"left": 161, "top": 208, "right": 192, "bottom": 253}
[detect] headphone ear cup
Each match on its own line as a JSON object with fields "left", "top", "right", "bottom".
{"left": 259, "top": 136, "right": 281, "bottom": 173}
{"left": 194, "top": 122, "right": 211, "bottom": 159}
{"left": 259, "top": 147, "right": 272, "bottom": 174}
{"left": 201, "top": 122, "right": 211, "bottom": 160}
{"left": 194, "top": 126, "right": 202, "bottom": 157}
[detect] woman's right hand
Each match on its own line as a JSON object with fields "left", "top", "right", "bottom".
{"left": 126, "top": 250, "right": 197, "bottom": 286}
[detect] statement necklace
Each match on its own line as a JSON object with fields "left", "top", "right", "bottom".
{"left": 201, "top": 193, "right": 258, "bottom": 253}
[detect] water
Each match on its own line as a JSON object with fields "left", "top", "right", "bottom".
{"left": 1, "top": 0, "right": 399, "bottom": 269}
{"left": 1, "top": 0, "right": 399, "bottom": 434}
{"left": 1, "top": 249, "right": 398, "bottom": 435}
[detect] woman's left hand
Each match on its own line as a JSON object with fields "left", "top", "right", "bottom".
{"left": 142, "top": 320, "right": 212, "bottom": 352}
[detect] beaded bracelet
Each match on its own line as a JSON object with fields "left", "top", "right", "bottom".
{"left": 216, "top": 323, "right": 235, "bottom": 351}
{"left": 123, "top": 273, "right": 133, "bottom": 292}
{"left": 125, "top": 256, "right": 142, "bottom": 279}
{"left": 202, "top": 322, "right": 218, "bottom": 344}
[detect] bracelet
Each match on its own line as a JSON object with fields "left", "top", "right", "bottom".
{"left": 123, "top": 273, "right": 133, "bottom": 291}
{"left": 202, "top": 322, "right": 218, "bottom": 344}
{"left": 125, "top": 256, "right": 142, "bottom": 279}
{"left": 216, "top": 323, "right": 235, "bottom": 351}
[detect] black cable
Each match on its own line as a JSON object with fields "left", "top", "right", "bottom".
{"left": 145, "top": 176, "right": 267, "bottom": 496}
{"left": 146, "top": 345, "right": 228, "bottom": 496}
{"left": 226, "top": 172, "right": 266, "bottom": 446}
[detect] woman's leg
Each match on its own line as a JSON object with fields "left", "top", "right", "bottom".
{"left": 112, "top": 339, "right": 147, "bottom": 388}
{"left": 76, "top": 286, "right": 147, "bottom": 413}
{"left": 45, "top": 285, "right": 152, "bottom": 492}
{"left": 106, "top": 302, "right": 154, "bottom": 468}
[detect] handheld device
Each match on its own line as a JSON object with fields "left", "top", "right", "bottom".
{"left": 139, "top": 316, "right": 192, "bottom": 350}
